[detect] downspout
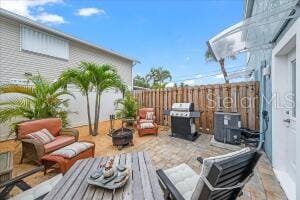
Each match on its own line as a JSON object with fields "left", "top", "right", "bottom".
{"left": 257, "top": 60, "right": 270, "bottom": 150}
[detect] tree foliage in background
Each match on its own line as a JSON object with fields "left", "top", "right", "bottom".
{"left": 134, "top": 67, "right": 172, "bottom": 89}
{"left": 133, "top": 75, "right": 150, "bottom": 88}
{"left": 205, "top": 48, "right": 236, "bottom": 84}
{"left": 114, "top": 91, "right": 138, "bottom": 119}
{"left": 147, "top": 67, "right": 172, "bottom": 89}
{"left": 61, "top": 62, "right": 125, "bottom": 136}
{"left": 0, "top": 75, "right": 73, "bottom": 131}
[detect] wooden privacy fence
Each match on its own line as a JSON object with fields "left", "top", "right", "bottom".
{"left": 134, "top": 81, "right": 260, "bottom": 134}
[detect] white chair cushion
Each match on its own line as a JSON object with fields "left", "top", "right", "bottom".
{"left": 51, "top": 142, "right": 93, "bottom": 158}
{"left": 140, "top": 119, "right": 154, "bottom": 123}
{"left": 164, "top": 163, "right": 199, "bottom": 200}
{"left": 10, "top": 174, "right": 63, "bottom": 200}
{"left": 190, "top": 147, "right": 251, "bottom": 200}
{"left": 140, "top": 122, "right": 155, "bottom": 129}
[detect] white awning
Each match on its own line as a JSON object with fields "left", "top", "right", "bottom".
{"left": 208, "top": 0, "right": 299, "bottom": 61}
{"left": 227, "top": 69, "right": 255, "bottom": 80}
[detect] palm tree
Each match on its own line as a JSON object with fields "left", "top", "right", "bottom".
{"left": 146, "top": 67, "right": 172, "bottom": 89}
{"left": 81, "top": 62, "right": 124, "bottom": 136}
{"left": 0, "top": 75, "right": 73, "bottom": 130}
{"left": 205, "top": 48, "right": 236, "bottom": 84}
{"left": 133, "top": 75, "right": 150, "bottom": 88}
{"left": 60, "top": 65, "right": 93, "bottom": 135}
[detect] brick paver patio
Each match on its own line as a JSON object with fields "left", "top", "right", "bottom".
{"left": 0, "top": 123, "right": 287, "bottom": 199}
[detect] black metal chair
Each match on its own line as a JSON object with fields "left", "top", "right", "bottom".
{"left": 157, "top": 148, "right": 261, "bottom": 200}
{"left": 0, "top": 166, "right": 62, "bottom": 200}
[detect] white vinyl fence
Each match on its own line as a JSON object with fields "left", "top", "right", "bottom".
{"left": 0, "top": 88, "right": 123, "bottom": 141}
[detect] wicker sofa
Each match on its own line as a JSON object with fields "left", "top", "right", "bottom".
{"left": 16, "top": 118, "right": 79, "bottom": 164}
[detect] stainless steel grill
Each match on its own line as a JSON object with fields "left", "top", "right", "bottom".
{"left": 164, "top": 103, "right": 200, "bottom": 141}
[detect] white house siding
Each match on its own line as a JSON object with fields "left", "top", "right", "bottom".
{"left": 0, "top": 15, "right": 133, "bottom": 139}
{"left": 244, "top": 0, "right": 296, "bottom": 161}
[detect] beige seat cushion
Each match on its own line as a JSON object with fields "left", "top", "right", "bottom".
{"left": 164, "top": 163, "right": 199, "bottom": 200}
{"left": 10, "top": 174, "right": 62, "bottom": 200}
{"left": 140, "top": 122, "right": 155, "bottom": 129}
{"left": 44, "top": 136, "right": 75, "bottom": 153}
{"left": 51, "top": 142, "right": 94, "bottom": 158}
{"left": 163, "top": 148, "right": 251, "bottom": 200}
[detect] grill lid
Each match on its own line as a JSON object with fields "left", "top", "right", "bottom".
{"left": 171, "top": 103, "right": 193, "bottom": 111}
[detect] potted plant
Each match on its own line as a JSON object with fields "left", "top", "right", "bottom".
{"left": 114, "top": 91, "right": 138, "bottom": 127}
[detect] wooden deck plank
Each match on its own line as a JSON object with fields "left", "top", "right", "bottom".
{"left": 100, "top": 156, "right": 117, "bottom": 200}
{"left": 91, "top": 156, "right": 113, "bottom": 200}
{"left": 84, "top": 157, "right": 108, "bottom": 200}
{"left": 72, "top": 157, "right": 103, "bottom": 200}
{"left": 63, "top": 158, "right": 96, "bottom": 200}
{"left": 132, "top": 152, "right": 144, "bottom": 200}
{"left": 45, "top": 152, "right": 163, "bottom": 200}
{"left": 113, "top": 154, "right": 127, "bottom": 200}
{"left": 138, "top": 152, "right": 154, "bottom": 200}
{"left": 52, "top": 159, "right": 89, "bottom": 199}
{"left": 44, "top": 159, "right": 85, "bottom": 200}
{"left": 122, "top": 153, "right": 133, "bottom": 200}
{"left": 144, "top": 152, "right": 164, "bottom": 200}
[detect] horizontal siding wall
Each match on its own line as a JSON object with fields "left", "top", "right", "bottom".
{"left": 0, "top": 16, "right": 133, "bottom": 86}
{"left": 0, "top": 16, "right": 132, "bottom": 140}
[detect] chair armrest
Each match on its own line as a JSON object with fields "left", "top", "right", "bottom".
{"left": 60, "top": 128, "right": 79, "bottom": 141}
{"left": 22, "top": 138, "right": 45, "bottom": 159}
{"left": 156, "top": 169, "right": 185, "bottom": 200}
{"left": 0, "top": 166, "right": 44, "bottom": 189}
{"left": 197, "top": 157, "right": 203, "bottom": 164}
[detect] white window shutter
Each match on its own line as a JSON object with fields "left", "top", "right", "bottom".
{"left": 21, "top": 25, "right": 69, "bottom": 60}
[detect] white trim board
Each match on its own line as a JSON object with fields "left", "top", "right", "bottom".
{"left": 273, "top": 169, "right": 296, "bottom": 200}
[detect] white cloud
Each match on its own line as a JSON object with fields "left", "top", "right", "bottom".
{"left": 35, "top": 12, "right": 65, "bottom": 25}
{"left": 186, "top": 57, "right": 191, "bottom": 61}
{"left": 214, "top": 74, "right": 224, "bottom": 79}
{"left": 0, "top": 0, "right": 65, "bottom": 25}
{"left": 76, "top": 7, "right": 105, "bottom": 17}
{"left": 183, "top": 80, "right": 195, "bottom": 86}
{"left": 166, "top": 82, "right": 175, "bottom": 88}
{"left": 196, "top": 74, "right": 203, "bottom": 78}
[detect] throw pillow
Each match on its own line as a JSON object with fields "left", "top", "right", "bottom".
{"left": 27, "top": 129, "right": 56, "bottom": 144}
{"left": 146, "top": 111, "right": 154, "bottom": 120}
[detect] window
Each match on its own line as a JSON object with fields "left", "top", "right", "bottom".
{"left": 21, "top": 25, "right": 69, "bottom": 60}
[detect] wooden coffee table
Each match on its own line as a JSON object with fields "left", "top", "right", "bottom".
{"left": 44, "top": 152, "right": 163, "bottom": 200}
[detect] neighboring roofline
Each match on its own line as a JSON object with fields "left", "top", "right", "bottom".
{"left": 244, "top": 0, "right": 254, "bottom": 19}
{"left": 0, "top": 8, "right": 140, "bottom": 64}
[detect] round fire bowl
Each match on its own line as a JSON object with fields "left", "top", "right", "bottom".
{"left": 112, "top": 128, "right": 133, "bottom": 150}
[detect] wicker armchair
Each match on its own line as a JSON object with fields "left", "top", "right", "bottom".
{"left": 16, "top": 118, "right": 79, "bottom": 165}
{"left": 136, "top": 108, "right": 158, "bottom": 137}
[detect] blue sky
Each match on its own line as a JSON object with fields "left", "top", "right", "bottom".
{"left": 1, "top": 0, "right": 245, "bottom": 85}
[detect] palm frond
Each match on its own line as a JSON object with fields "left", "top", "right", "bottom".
{"left": 0, "top": 84, "right": 36, "bottom": 97}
